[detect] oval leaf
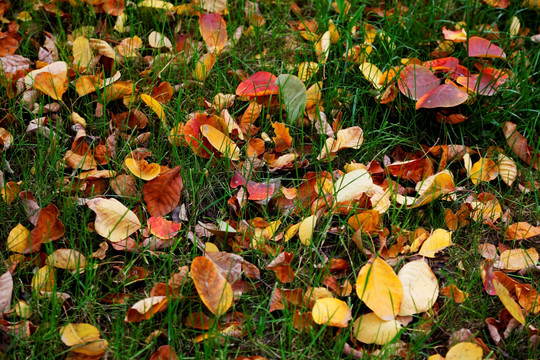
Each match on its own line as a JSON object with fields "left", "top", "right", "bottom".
{"left": 353, "top": 312, "right": 402, "bottom": 345}
{"left": 276, "top": 74, "right": 307, "bottom": 124}
{"left": 191, "top": 256, "right": 233, "bottom": 316}
{"left": 86, "top": 198, "right": 141, "bottom": 242}
{"left": 356, "top": 257, "right": 403, "bottom": 320}
{"left": 398, "top": 260, "right": 439, "bottom": 315}
{"left": 312, "top": 298, "right": 352, "bottom": 328}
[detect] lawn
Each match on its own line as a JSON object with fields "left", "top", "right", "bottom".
{"left": 0, "top": 0, "right": 539, "bottom": 359}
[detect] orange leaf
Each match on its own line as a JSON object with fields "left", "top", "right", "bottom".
{"left": 494, "top": 248, "right": 539, "bottom": 271}
{"left": 467, "top": 36, "right": 506, "bottom": 58}
{"left": 125, "top": 158, "right": 161, "bottom": 181}
{"left": 150, "top": 345, "right": 178, "bottom": 360}
{"left": 191, "top": 256, "right": 233, "bottom": 316}
{"left": 505, "top": 222, "right": 540, "bottom": 240}
{"left": 441, "top": 284, "right": 468, "bottom": 303}
{"left": 148, "top": 217, "right": 182, "bottom": 239}
{"left": 124, "top": 296, "right": 168, "bottom": 322}
{"left": 272, "top": 122, "right": 292, "bottom": 152}
{"left": 33, "top": 71, "right": 67, "bottom": 100}
{"left": 29, "top": 204, "right": 66, "bottom": 253}
{"left": 199, "top": 13, "right": 228, "bottom": 54}
{"left": 356, "top": 257, "right": 403, "bottom": 320}
{"left": 142, "top": 165, "right": 183, "bottom": 217}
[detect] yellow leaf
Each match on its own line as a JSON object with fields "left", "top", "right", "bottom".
{"left": 86, "top": 198, "right": 141, "bottom": 242}
{"left": 200, "top": 124, "right": 240, "bottom": 160}
{"left": 60, "top": 323, "right": 101, "bottom": 347}
{"left": 46, "top": 249, "right": 86, "bottom": 270}
{"left": 298, "top": 214, "right": 318, "bottom": 246}
{"left": 446, "top": 342, "right": 483, "bottom": 360}
{"left": 125, "top": 158, "right": 161, "bottom": 181}
{"left": 73, "top": 36, "right": 93, "bottom": 69}
{"left": 297, "top": 62, "right": 319, "bottom": 82}
{"left": 71, "top": 339, "right": 109, "bottom": 356}
{"left": 359, "top": 63, "right": 383, "bottom": 89}
{"left": 418, "top": 229, "right": 452, "bottom": 258}
{"left": 494, "top": 248, "right": 539, "bottom": 271}
{"left": 191, "top": 256, "right": 233, "bottom": 316}
{"left": 124, "top": 296, "right": 168, "bottom": 322}
{"left": 333, "top": 169, "right": 373, "bottom": 204}
{"left": 312, "top": 298, "right": 352, "bottom": 328}
{"left": 31, "top": 265, "right": 56, "bottom": 292}
{"left": 470, "top": 157, "right": 498, "bottom": 185}
{"left": 398, "top": 260, "right": 439, "bottom": 315}
{"left": 493, "top": 279, "right": 526, "bottom": 325}
{"left": 498, "top": 154, "right": 517, "bottom": 186}
{"left": 356, "top": 257, "right": 403, "bottom": 320}
{"left": 148, "top": 31, "right": 173, "bottom": 50}
{"left": 138, "top": 0, "right": 175, "bottom": 11}
{"left": 284, "top": 223, "right": 301, "bottom": 242}
{"left": 7, "top": 224, "right": 30, "bottom": 253}
{"left": 352, "top": 312, "right": 402, "bottom": 345}
{"left": 193, "top": 53, "right": 217, "bottom": 81}
{"left": 140, "top": 94, "right": 167, "bottom": 127}
{"left": 315, "top": 31, "right": 331, "bottom": 63}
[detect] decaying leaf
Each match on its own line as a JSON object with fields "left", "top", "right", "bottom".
{"left": 191, "top": 256, "right": 233, "bottom": 316}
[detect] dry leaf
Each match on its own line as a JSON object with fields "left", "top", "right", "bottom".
{"left": 356, "top": 257, "right": 403, "bottom": 320}
{"left": 86, "top": 198, "right": 141, "bottom": 242}
{"left": 311, "top": 298, "right": 352, "bottom": 328}
{"left": 191, "top": 256, "right": 233, "bottom": 316}
{"left": 398, "top": 260, "right": 439, "bottom": 315}
{"left": 352, "top": 312, "right": 403, "bottom": 345}
{"left": 418, "top": 229, "right": 452, "bottom": 258}
{"left": 446, "top": 342, "right": 483, "bottom": 360}
{"left": 142, "top": 165, "right": 183, "bottom": 217}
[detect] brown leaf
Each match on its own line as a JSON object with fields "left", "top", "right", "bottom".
{"left": 143, "top": 166, "right": 183, "bottom": 217}
{"left": 505, "top": 222, "right": 540, "bottom": 240}
{"left": 150, "top": 345, "right": 178, "bottom": 360}
{"left": 28, "top": 204, "right": 65, "bottom": 253}
{"left": 502, "top": 121, "right": 539, "bottom": 170}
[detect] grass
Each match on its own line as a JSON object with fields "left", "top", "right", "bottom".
{"left": 1, "top": 0, "right": 539, "bottom": 359}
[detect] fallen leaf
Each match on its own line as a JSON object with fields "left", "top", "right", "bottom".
{"left": 416, "top": 83, "right": 469, "bottom": 109}
{"left": 356, "top": 257, "right": 403, "bottom": 320}
{"left": 141, "top": 94, "right": 168, "bottom": 127}
{"left": 0, "top": 271, "right": 13, "bottom": 313}
{"left": 418, "top": 229, "right": 452, "bottom": 258}
{"left": 276, "top": 74, "right": 307, "bottom": 123}
{"left": 46, "top": 249, "right": 86, "bottom": 270}
{"left": 505, "top": 222, "right": 540, "bottom": 240}
{"left": 502, "top": 121, "right": 539, "bottom": 170}
{"left": 467, "top": 36, "right": 506, "bottom": 58}
{"left": 7, "top": 224, "right": 31, "bottom": 253}
{"left": 60, "top": 323, "right": 101, "bottom": 347}
{"left": 446, "top": 342, "right": 483, "bottom": 360}
{"left": 398, "top": 64, "right": 440, "bottom": 100}
{"left": 142, "top": 165, "right": 183, "bottom": 217}
{"left": 494, "top": 248, "right": 539, "bottom": 271}
{"left": 298, "top": 214, "right": 318, "bottom": 246}
{"left": 493, "top": 279, "right": 526, "bottom": 325}
{"left": 311, "top": 298, "right": 352, "bottom": 328}
{"left": 398, "top": 260, "right": 439, "bottom": 315}
{"left": 148, "top": 217, "right": 182, "bottom": 239}
{"left": 124, "top": 296, "right": 168, "bottom": 322}
{"left": 199, "top": 13, "right": 228, "bottom": 54}
{"left": 86, "top": 198, "right": 141, "bottom": 242}
{"left": 125, "top": 158, "right": 161, "bottom": 181}
{"left": 200, "top": 124, "right": 241, "bottom": 160}
{"left": 191, "top": 256, "right": 233, "bottom": 316}
{"left": 352, "top": 312, "right": 403, "bottom": 345}
{"left": 441, "top": 284, "right": 469, "bottom": 303}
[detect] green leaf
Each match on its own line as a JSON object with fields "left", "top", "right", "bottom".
{"left": 276, "top": 74, "right": 307, "bottom": 124}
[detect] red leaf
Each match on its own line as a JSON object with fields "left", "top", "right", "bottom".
{"left": 467, "top": 37, "right": 506, "bottom": 58}
{"left": 398, "top": 65, "right": 440, "bottom": 100}
{"left": 148, "top": 217, "right": 182, "bottom": 239}
{"left": 199, "top": 13, "right": 228, "bottom": 54}
{"left": 143, "top": 166, "right": 183, "bottom": 217}
{"left": 416, "top": 83, "right": 469, "bottom": 109}
{"left": 247, "top": 180, "right": 278, "bottom": 201}
{"left": 236, "top": 71, "right": 280, "bottom": 97}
